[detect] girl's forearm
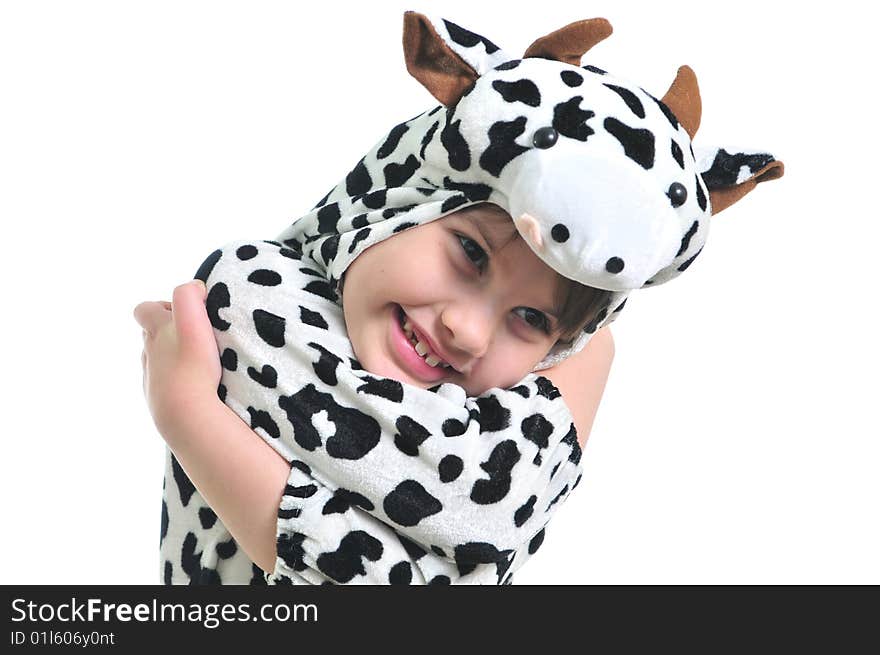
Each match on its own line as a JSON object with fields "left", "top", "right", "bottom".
{"left": 159, "top": 397, "right": 289, "bottom": 573}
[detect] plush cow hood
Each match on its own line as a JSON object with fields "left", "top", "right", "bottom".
{"left": 275, "top": 12, "right": 784, "bottom": 370}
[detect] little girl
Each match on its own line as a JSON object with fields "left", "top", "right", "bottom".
{"left": 137, "top": 202, "right": 614, "bottom": 584}
{"left": 136, "top": 11, "right": 782, "bottom": 585}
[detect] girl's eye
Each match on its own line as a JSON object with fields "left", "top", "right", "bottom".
{"left": 515, "top": 307, "right": 551, "bottom": 334}
{"left": 457, "top": 234, "right": 488, "bottom": 271}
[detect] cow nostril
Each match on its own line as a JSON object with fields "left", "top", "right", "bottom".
{"left": 551, "top": 223, "right": 569, "bottom": 242}
{"left": 606, "top": 257, "right": 625, "bottom": 274}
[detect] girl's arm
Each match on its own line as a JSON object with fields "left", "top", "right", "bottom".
{"left": 539, "top": 326, "right": 615, "bottom": 449}
{"left": 136, "top": 280, "right": 288, "bottom": 572}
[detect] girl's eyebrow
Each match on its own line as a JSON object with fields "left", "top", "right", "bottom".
{"left": 462, "top": 213, "right": 501, "bottom": 253}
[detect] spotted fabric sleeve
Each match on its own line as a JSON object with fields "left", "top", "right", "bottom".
{"left": 193, "top": 240, "right": 584, "bottom": 583}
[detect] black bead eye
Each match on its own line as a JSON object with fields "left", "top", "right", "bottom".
{"left": 667, "top": 182, "right": 688, "bottom": 208}
{"left": 532, "top": 127, "right": 559, "bottom": 149}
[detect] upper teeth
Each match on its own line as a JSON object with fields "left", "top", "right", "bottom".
{"left": 402, "top": 316, "right": 450, "bottom": 369}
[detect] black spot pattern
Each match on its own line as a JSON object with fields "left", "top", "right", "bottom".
{"left": 671, "top": 139, "right": 685, "bottom": 169}
{"left": 439, "top": 455, "right": 464, "bottom": 483}
{"left": 247, "top": 364, "right": 277, "bottom": 389}
{"left": 546, "top": 484, "right": 569, "bottom": 512}
{"left": 560, "top": 70, "right": 583, "bottom": 87}
{"left": 247, "top": 269, "right": 282, "bottom": 286}
{"left": 160, "top": 499, "right": 168, "bottom": 544}
{"left": 322, "top": 489, "right": 375, "bottom": 515}
{"left": 377, "top": 121, "right": 409, "bottom": 159}
{"left": 348, "top": 227, "right": 371, "bottom": 254}
{"left": 535, "top": 376, "right": 561, "bottom": 400}
{"left": 528, "top": 528, "right": 545, "bottom": 555}
{"left": 420, "top": 120, "right": 439, "bottom": 160}
{"left": 206, "top": 282, "right": 231, "bottom": 331}
{"left": 306, "top": 342, "right": 343, "bottom": 386}
{"left": 220, "top": 347, "right": 237, "bottom": 371}
{"left": 320, "top": 234, "right": 340, "bottom": 264}
{"left": 236, "top": 244, "right": 258, "bottom": 260}
{"left": 356, "top": 375, "right": 404, "bottom": 402}
{"left": 701, "top": 149, "right": 776, "bottom": 190}
{"left": 676, "top": 220, "right": 699, "bottom": 257}
{"left": 552, "top": 97, "right": 595, "bottom": 142}
{"left": 216, "top": 538, "right": 237, "bottom": 559}
{"left": 442, "top": 418, "right": 467, "bottom": 438}
{"left": 562, "top": 423, "right": 582, "bottom": 465}
{"left": 492, "top": 79, "right": 541, "bottom": 106}
{"left": 443, "top": 19, "right": 499, "bottom": 54}
{"left": 521, "top": 413, "right": 553, "bottom": 453}
{"left": 199, "top": 507, "right": 217, "bottom": 530}
{"left": 442, "top": 177, "right": 493, "bottom": 201}
{"left": 604, "top": 117, "right": 655, "bottom": 169}
{"left": 583, "top": 64, "right": 607, "bottom": 75}
{"left": 495, "top": 59, "right": 521, "bottom": 71}
{"left": 471, "top": 440, "right": 521, "bottom": 504}
{"left": 247, "top": 406, "right": 280, "bottom": 439}
{"left": 194, "top": 249, "right": 222, "bottom": 283}
{"left": 604, "top": 83, "right": 646, "bottom": 118}
{"left": 361, "top": 189, "right": 387, "bottom": 210}
{"left": 303, "top": 279, "right": 337, "bottom": 302}
{"left": 479, "top": 117, "right": 529, "bottom": 177}
{"left": 317, "top": 202, "right": 342, "bottom": 233}
{"left": 277, "top": 532, "right": 308, "bottom": 572}
{"left": 695, "top": 174, "right": 708, "bottom": 211}
{"left": 345, "top": 159, "right": 372, "bottom": 196}
{"left": 253, "top": 308, "right": 285, "bottom": 347}
{"left": 509, "top": 385, "right": 530, "bottom": 398}
{"left": 299, "top": 305, "right": 328, "bottom": 330}
{"left": 441, "top": 194, "right": 469, "bottom": 213}
{"left": 514, "top": 495, "right": 537, "bottom": 527}
{"left": 383, "top": 154, "right": 421, "bottom": 188}
{"left": 454, "top": 542, "right": 508, "bottom": 575}
{"left": 394, "top": 415, "right": 432, "bottom": 456}
{"left": 171, "top": 454, "right": 196, "bottom": 507}
{"left": 677, "top": 246, "right": 703, "bottom": 272}
{"left": 384, "top": 480, "right": 443, "bottom": 527}
{"left": 649, "top": 93, "right": 679, "bottom": 130}
{"left": 397, "top": 533, "right": 428, "bottom": 561}
{"left": 474, "top": 395, "right": 512, "bottom": 433}
{"left": 441, "top": 118, "right": 471, "bottom": 171}
{"left": 389, "top": 561, "right": 413, "bottom": 585}
{"left": 278, "top": 384, "right": 381, "bottom": 459}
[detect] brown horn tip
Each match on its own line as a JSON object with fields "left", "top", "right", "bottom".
{"left": 661, "top": 65, "right": 702, "bottom": 140}
{"left": 523, "top": 18, "right": 613, "bottom": 66}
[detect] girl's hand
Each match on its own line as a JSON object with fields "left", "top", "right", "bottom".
{"left": 134, "top": 280, "right": 222, "bottom": 434}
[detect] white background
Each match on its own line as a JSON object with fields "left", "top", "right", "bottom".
{"left": 1, "top": 0, "right": 877, "bottom": 585}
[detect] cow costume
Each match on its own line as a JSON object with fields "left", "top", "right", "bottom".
{"left": 160, "top": 12, "right": 784, "bottom": 584}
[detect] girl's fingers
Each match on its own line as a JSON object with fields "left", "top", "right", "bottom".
{"left": 133, "top": 301, "right": 172, "bottom": 335}
{"left": 171, "top": 280, "right": 212, "bottom": 346}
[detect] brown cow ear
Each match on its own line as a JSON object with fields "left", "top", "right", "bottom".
{"left": 661, "top": 66, "right": 702, "bottom": 140}
{"left": 403, "top": 11, "right": 479, "bottom": 107}
{"left": 709, "top": 160, "right": 784, "bottom": 214}
{"left": 523, "top": 18, "right": 613, "bottom": 65}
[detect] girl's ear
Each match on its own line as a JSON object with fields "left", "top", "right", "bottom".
{"left": 402, "top": 12, "right": 511, "bottom": 106}
{"left": 696, "top": 147, "right": 785, "bottom": 214}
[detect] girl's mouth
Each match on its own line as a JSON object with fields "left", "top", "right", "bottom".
{"left": 390, "top": 304, "right": 451, "bottom": 382}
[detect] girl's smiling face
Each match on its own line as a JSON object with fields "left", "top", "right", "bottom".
{"left": 340, "top": 204, "right": 567, "bottom": 396}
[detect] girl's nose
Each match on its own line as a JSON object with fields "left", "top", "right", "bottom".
{"left": 440, "top": 300, "right": 495, "bottom": 361}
